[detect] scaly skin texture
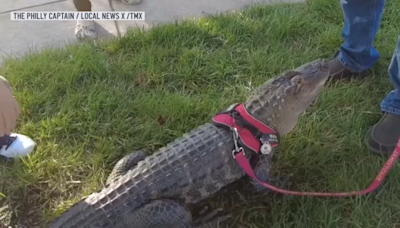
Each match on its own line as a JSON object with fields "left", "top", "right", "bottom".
{"left": 48, "top": 60, "right": 330, "bottom": 228}
{"left": 105, "top": 150, "right": 147, "bottom": 185}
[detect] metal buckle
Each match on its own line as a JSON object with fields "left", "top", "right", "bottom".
{"left": 231, "top": 127, "right": 244, "bottom": 158}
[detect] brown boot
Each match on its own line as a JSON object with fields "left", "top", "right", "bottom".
{"left": 364, "top": 112, "right": 400, "bottom": 155}
{"left": 324, "top": 51, "right": 360, "bottom": 82}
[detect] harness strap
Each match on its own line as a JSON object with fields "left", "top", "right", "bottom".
{"left": 212, "top": 103, "right": 278, "bottom": 154}
{"left": 212, "top": 103, "right": 400, "bottom": 197}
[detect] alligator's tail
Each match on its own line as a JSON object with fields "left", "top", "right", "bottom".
{"left": 48, "top": 122, "right": 233, "bottom": 228}
{"left": 47, "top": 169, "right": 151, "bottom": 228}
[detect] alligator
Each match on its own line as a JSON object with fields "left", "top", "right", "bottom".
{"left": 48, "top": 60, "right": 330, "bottom": 228}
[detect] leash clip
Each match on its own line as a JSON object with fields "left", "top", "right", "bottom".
{"left": 231, "top": 127, "right": 244, "bottom": 158}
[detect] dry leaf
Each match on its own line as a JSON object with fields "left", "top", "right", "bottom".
{"left": 157, "top": 115, "right": 166, "bottom": 125}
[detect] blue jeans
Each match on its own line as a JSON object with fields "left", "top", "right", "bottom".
{"left": 338, "top": 0, "right": 400, "bottom": 115}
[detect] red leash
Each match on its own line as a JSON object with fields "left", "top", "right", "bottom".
{"left": 213, "top": 103, "right": 400, "bottom": 197}
{"left": 235, "top": 138, "right": 400, "bottom": 197}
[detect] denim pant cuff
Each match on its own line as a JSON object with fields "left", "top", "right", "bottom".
{"left": 381, "top": 106, "right": 400, "bottom": 116}
{"left": 338, "top": 52, "right": 363, "bottom": 73}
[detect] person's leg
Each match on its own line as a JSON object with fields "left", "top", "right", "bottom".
{"left": 365, "top": 36, "right": 400, "bottom": 155}
{"left": 0, "top": 76, "right": 36, "bottom": 158}
{"left": 120, "top": 0, "right": 143, "bottom": 4}
{"left": 325, "top": 0, "right": 386, "bottom": 81}
{"left": 72, "top": 0, "right": 144, "bottom": 40}
{"left": 74, "top": 0, "right": 91, "bottom": 10}
{"left": 73, "top": 0, "right": 97, "bottom": 40}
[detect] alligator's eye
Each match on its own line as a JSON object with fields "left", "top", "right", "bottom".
{"left": 290, "top": 75, "right": 303, "bottom": 85}
{"left": 293, "top": 78, "right": 304, "bottom": 94}
{"left": 283, "top": 71, "right": 299, "bottom": 78}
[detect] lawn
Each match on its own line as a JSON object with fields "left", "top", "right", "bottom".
{"left": 2, "top": 0, "right": 400, "bottom": 227}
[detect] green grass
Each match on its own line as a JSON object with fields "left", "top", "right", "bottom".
{"left": 2, "top": 0, "right": 400, "bottom": 227}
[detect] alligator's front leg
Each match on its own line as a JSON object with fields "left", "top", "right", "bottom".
{"left": 120, "top": 199, "right": 229, "bottom": 228}
{"left": 250, "top": 154, "right": 292, "bottom": 193}
{"left": 106, "top": 150, "right": 147, "bottom": 185}
{"left": 250, "top": 154, "right": 273, "bottom": 193}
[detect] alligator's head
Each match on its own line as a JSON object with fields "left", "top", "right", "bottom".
{"left": 246, "top": 60, "right": 330, "bottom": 136}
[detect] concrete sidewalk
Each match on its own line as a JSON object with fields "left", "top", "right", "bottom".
{"left": 0, "top": 0, "right": 304, "bottom": 64}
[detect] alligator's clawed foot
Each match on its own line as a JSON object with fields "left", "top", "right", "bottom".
{"left": 193, "top": 206, "right": 231, "bottom": 228}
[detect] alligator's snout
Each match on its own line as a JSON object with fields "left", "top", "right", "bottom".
{"left": 300, "top": 60, "right": 331, "bottom": 87}
{"left": 320, "top": 62, "right": 330, "bottom": 72}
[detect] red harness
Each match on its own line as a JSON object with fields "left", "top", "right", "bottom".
{"left": 212, "top": 103, "right": 400, "bottom": 197}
